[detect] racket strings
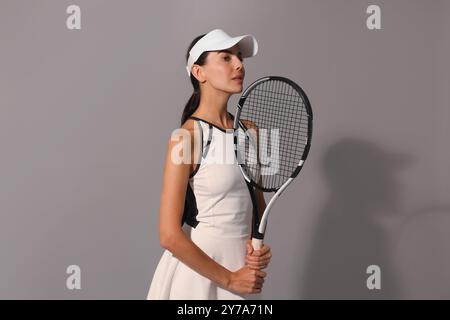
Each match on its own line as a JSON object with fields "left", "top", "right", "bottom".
{"left": 237, "top": 79, "right": 310, "bottom": 190}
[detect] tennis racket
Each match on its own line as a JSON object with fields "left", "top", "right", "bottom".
{"left": 233, "top": 76, "right": 313, "bottom": 250}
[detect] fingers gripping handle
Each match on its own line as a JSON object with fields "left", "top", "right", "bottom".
{"left": 252, "top": 238, "right": 263, "bottom": 250}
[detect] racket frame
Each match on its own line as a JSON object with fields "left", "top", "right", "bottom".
{"left": 232, "top": 76, "right": 313, "bottom": 250}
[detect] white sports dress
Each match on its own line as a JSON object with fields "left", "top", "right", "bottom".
{"left": 147, "top": 115, "right": 258, "bottom": 300}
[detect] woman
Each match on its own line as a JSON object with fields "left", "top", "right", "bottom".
{"left": 147, "top": 29, "right": 272, "bottom": 300}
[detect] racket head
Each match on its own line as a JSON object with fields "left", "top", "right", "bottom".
{"left": 233, "top": 76, "right": 313, "bottom": 193}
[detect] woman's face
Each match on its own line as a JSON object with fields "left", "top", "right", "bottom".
{"left": 197, "top": 44, "right": 245, "bottom": 94}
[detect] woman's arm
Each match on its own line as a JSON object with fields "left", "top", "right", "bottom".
{"left": 158, "top": 122, "right": 266, "bottom": 293}
{"left": 158, "top": 126, "right": 231, "bottom": 288}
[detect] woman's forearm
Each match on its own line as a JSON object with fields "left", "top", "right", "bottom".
{"left": 161, "top": 230, "right": 232, "bottom": 289}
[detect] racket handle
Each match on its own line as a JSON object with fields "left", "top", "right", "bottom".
{"left": 252, "top": 238, "right": 263, "bottom": 251}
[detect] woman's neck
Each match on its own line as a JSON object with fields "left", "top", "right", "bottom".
{"left": 193, "top": 90, "right": 232, "bottom": 128}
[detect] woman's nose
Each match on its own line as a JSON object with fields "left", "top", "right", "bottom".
{"left": 234, "top": 57, "right": 243, "bottom": 70}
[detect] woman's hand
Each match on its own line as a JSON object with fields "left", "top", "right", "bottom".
{"left": 227, "top": 266, "right": 266, "bottom": 294}
{"left": 245, "top": 240, "right": 272, "bottom": 270}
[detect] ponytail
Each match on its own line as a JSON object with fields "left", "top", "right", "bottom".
{"left": 181, "top": 90, "right": 200, "bottom": 125}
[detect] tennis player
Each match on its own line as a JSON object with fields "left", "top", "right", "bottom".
{"left": 147, "top": 29, "right": 272, "bottom": 300}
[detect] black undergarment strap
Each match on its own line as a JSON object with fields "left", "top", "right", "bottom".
{"left": 181, "top": 182, "right": 200, "bottom": 228}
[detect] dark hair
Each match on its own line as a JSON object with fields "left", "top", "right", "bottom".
{"left": 181, "top": 34, "right": 210, "bottom": 125}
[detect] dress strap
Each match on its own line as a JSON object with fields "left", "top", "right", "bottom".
{"left": 188, "top": 120, "right": 203, "bottom": 179}
{"left": 203, "top": 123, "right": 213, "bottom": 158}
{"left": 188, "top": 111, "right": 234, "bottom": 133}
{"left": 186, "top": 119, "right": 214, "bottom": 178}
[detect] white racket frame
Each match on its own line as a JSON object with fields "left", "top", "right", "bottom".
{"left": 233, "top": 76, "right": 312, "bottom": 251}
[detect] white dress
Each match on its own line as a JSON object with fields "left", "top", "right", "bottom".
{"left": 147, "top": 118, "right": 259, "bottom": 300}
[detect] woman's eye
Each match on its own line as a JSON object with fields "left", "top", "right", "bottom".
{"left": 223, "top": 54, "right": 242, "bottom": 62}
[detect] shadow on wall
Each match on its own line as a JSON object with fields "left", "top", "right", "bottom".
{"left": 301, "top": 138, "right": 414, "bottom": 299}
{"left": 393, "top": 204, "right": 450, "bottom": 299}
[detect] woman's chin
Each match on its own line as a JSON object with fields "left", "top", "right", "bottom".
{"left": 223, "top": 83, "right": 243, "bottom": 94}
{"left": 232, "top": 84, "right": 244, "bottom": 93}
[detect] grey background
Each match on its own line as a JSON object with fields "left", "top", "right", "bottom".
{"left": 0, "top": 0, "right": 449, "bottom": 299}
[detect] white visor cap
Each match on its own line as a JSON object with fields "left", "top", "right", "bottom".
{"left": 186, "top": 29, "right": 258, "bottom": 77}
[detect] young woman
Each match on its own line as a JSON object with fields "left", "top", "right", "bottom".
{"left": 147, "top": 29, "right": 272, "bottom": 300}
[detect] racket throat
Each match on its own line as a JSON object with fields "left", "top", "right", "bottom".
{"left": 257, "top": 178, "right": 294, "bottom": 234}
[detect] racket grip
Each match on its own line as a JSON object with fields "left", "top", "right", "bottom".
{"left": 252, "top": 238, "right": 263, "bottom": 251}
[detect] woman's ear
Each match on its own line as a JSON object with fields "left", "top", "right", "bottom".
{"left": 191, "top": 65, "right": 206, "bottom": 83}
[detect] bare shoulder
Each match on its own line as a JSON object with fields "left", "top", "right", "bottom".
{"left": 163, "top": 119, "right": 201, "bottom": 171}
{"left": 180, "top": 118, "right": 196, "bottom": 132}
{"left": 165, "top": 119, "right": 197, "bottom": 147}
{"left": 179, "top": 118, "right": 202, "bottom": 146}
